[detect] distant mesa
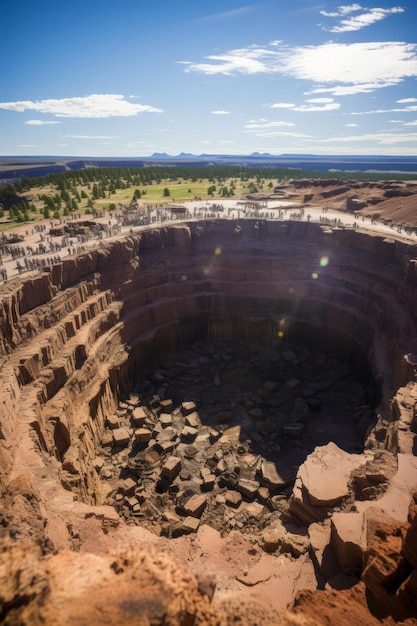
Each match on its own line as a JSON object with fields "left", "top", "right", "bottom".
{"left": 150, "top": 152, "right": 197, "bottom": 159}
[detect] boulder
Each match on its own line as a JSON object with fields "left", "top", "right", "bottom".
{"left": 180, "top": 426, "right": 198, "bottom": 442}
{"left": 308, "top": 520, "right": 341, "bottom": 581}
{"left": 182, "top": 494, "right": 207, "bottom": 518}
{"left": 259, "top": 460, "right": 288, "bottom": 489}
{"left": 237, "top": 479, "right": 260, "bottom": 500}
{"left": 200, "top": 468, "right": 215, "bottom": 492}
{"left": 181, "top": 516, "right": 200, "bottom": 534}
{"left": 362, "top": 506, "right": 417, "bottom": 622}
{"left": 160, "top": 398, "right": 173, "bottom": 413}
{"left": 297, "top": 442, "right": 364, "bottom": 507}
{"left": 181, "top": 401, "right": 197, "bottom": 416}
{"left": 225, "top": 490, "right": 242, "bottom": 508}
{"left": 262, "top": 525, "right": 285, "bottom": 553}
{"left": 118, "top": 478, "right": 136, "bottom": 497}
{"left": 134, "top": 428, "right": 152, "bottom": 444}
{"left": 112, "top": 428, "right": 131, "bottom": 447}
{"left": 159, "top": 413, "right": 173, "bottom": 428}
{"left": 162, "top": 456, "right": 181, "bottom": 480}
{"left": 106, "top": 414, "right": 119, "bottom": 429}
{"left": 330, "top": 511, "right": 366, "bottom": 571}
{"left": 184, "top": 411, "right": 200, "bottom": 428}
{"left": 280, "top": 530, "right": 309, "bottom": 558}
{"left": 131, "top": 406, "right": 147, "bottom": 427}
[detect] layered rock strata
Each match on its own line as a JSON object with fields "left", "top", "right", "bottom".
{"left": 1, "top": 219, "right": 417, "bottom": 623}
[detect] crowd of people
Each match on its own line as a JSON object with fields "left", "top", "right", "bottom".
{"left": 16, "top": 255, "right": 62, "bottom": 274}
{"left": 1, "top": 201, "right": 415, "bottom": 283}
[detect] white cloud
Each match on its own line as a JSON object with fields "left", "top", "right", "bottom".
{"left": 211, "top": 110, "right": 230, "bottom": 115}
{"left": 320, "top": 131, "right": 417, "bottom": 144}
{"left": 246, "top": 130, "right": 312, "bottom": 138}
{"left": 320, "top": 4, "right": 363, "bottom": 18}
{"left": 304, "top": 97, "right": 335, "bottom": 104}
{"left": 0, "top": 94, "right": 163, "bottom": 118}
{"left": 244, "top": 120, "right": 295, "bottom": 129}
{"left": 24, "top": 120, "right": 62, "bottom": 126}
{"left": 63, "top": 134, "right": 117, "bottom": 139}
{"left": 270, "top": 103, "right": 295, "bottom": 109}
{"left": 396, "top": 97, "right": 417, "bottom": 103}
{"left": 270, "top": 100, "right": 341, "bottom": 113}
{"left": 293, "top": 102, "right": 341, "bottom": 112}
{"left": 305, "top": 81, "right": 401, "bottom": 96}
{"left": 181, "top": 46, "right": 275, "bottom": 75}
{"left": 403, "top": 120, "right": 417, "bottom": 126}
{"left": 277, "top": 42, "right": 415, "bottom": 85}
{"left": 351, "top": 105, "right": 417, "bottom": 114}
{"left": 181, "top": 41, "right": 417, "bottom": 96}
{"left": 320, "top": 6, "right": 405, "bottom": 33}
{"left": 345, "top": 123, "right": 359, "bottom": 127}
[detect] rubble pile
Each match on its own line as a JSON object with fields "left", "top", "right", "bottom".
{"left": 96, "top": 340, "right": 378, "bottom": 540}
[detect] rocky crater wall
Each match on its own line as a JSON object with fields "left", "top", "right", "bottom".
{"left": 1, "top": 220, "right": 417, "bottom": 492}
{"left": 1, "top": 218, "right": 417, "bottom": 623}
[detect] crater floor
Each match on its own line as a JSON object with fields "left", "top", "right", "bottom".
{"left": 103, "top": 339, "right": 376, "bottom": 539}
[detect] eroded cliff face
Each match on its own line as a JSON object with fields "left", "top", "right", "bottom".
{"left": 1, "top": 219, "right": 417, "bottom": 624}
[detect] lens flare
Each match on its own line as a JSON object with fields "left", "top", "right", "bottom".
{"left": 215, "top": 246, "right": 222, "bottom": 256}
{"left": 181, "top": 275, "right": 187, "bottom": 281}
{"left": 312, "top": 272, "right": 318, "bottom": 279}
{"left": 203, "top": 268, "right": 210, "bottom": 276}
{"left": 277, "top": 318, "right": 286, "bottom": 338}
{"left": 320, "top": 256, "right": 329, "bottom": 267}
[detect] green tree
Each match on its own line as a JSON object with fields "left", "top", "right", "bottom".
{"left": 163, "top": 187, "right": 170, "bottom": 197}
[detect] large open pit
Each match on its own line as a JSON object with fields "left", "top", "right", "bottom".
{"left": 105, "top": 337, "right": 378, "bottom": 538}
{"left": 1, "top": 218, "right": 417, "bottom": 623}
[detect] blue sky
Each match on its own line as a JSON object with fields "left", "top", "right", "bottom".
{"left": 2, "top": 0, "right": 417, "bottom": 156}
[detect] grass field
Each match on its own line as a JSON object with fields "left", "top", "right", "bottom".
{"left": 1, "top": 175, "right": 278, "bottom": 230}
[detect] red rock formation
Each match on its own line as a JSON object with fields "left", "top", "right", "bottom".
{"left": 1, "top": 219, "right": 417, "bottom": 623}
